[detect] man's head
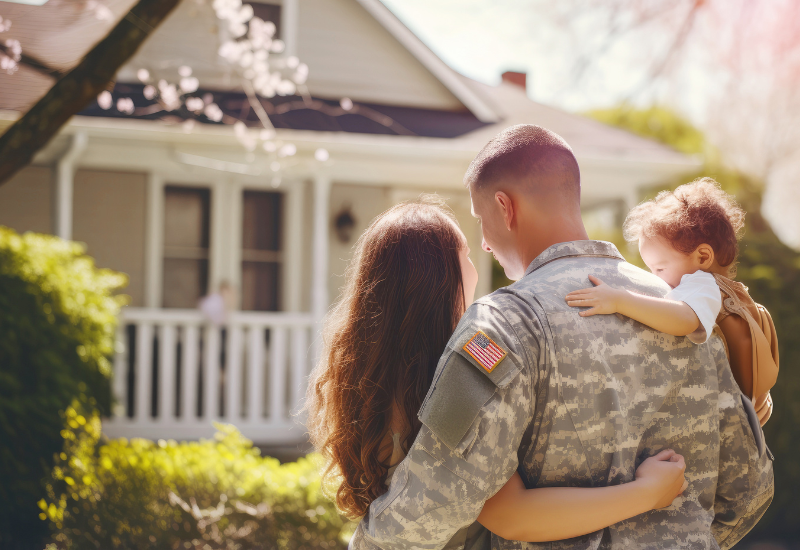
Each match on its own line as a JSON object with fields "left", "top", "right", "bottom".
{"left": 466, "top": 124, "right": 586, "bottom": 280}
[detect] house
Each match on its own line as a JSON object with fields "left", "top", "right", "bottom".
{"left": 0, "top": 0, "right": 697, "bottom": 447}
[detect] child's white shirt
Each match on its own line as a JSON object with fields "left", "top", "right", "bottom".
{"left": 665, "top": 270, "right": 722, "bottom": 344}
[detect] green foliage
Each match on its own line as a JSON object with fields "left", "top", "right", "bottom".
{"left": 586, "top": 106, "right": 800, "bottom": 542}
{"left": 587, "top": 105, "right": 706, "bottom": 155}
{"left": 40, "top": 415, "right": 353, "bottom": 549}
{"left": 0, "top": 227, "right": 126, "bottom": 546}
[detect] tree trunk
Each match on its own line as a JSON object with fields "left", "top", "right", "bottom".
{"left": 0, "top": 0, "right": 182, "bottom": 186}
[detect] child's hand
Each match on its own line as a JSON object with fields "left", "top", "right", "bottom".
{"left": 635, "top": 449, "right": 688, "bottom": 510}
{"left": 565, "top": 275, "right": 623, "bottom": 316}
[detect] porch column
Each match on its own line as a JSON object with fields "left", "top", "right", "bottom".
{"left": 282, "top": 0, "right": 299, "bottom": 57}
{"left": 311, "top": 174, "right": 331, "bottom": 361}
{"left": 144, "top": 174, "right": 164, "bottom": 308}
{"left": 284, "top": 180, "right": 305, "bottom": 312}
{"left": 53, "top": 132, "right": 87, "bottom": 240}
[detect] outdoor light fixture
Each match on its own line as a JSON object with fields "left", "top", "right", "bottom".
{"left": 334, "top": 206, "right": 356, "bottom": 243}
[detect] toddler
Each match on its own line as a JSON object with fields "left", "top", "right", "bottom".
{"left": 566, "top": 178, "right": 778, "bottom": 424}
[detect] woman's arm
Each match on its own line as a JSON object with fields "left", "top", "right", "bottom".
{"left": 565, "top": 275, "right": 700, "bottom": 336}
{"left": 477, "top": 450, "right": 687, "bottom": 542}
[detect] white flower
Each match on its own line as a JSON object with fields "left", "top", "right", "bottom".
{"left": 180, "top": 76, "right": 199, "bottom": 93}
{"left": 178, "top": 65, "right": 192, "bottom": 77}
{"left": 340, "top": 98, "right": 353, "bottom": 111}
{"left": 116, "top": 97, "right": 135, "bottom": 114}
{"left": 137, "top": 68, "right": 150, "bottom": 82}
{"left": 143, "top": 85, "right": 156, "bottom": 100}
{"left": 97, "top": 90, "right": 113, "bottom": 110}
{"left": 185, "top": 97, "right": 205, "bottom": 112}
{"left": 314, "top": 148, "right": 330, "bottom": 162}
{"left": 204, "top": 103, "right": 224, "bottom": 122}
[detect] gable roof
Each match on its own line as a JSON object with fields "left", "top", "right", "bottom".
{"left": 354, "top": 0, "right": 498, "bottom": 122}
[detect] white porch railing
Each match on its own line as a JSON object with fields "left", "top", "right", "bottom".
{"left": 103, "top": 308, "right": 316, "bottom": 444}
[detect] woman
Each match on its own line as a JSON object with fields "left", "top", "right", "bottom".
{"left": 305, "top": 197, "right": 686, "bottom": 545}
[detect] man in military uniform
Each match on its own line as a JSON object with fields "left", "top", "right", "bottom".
{"left": 349, "top": 125, "right": 773, "bottom": 549}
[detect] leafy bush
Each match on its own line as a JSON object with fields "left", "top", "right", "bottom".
{"left": 40, "top": 415, "right": 354, "bottom": 549}
{"left": 0, "top": 227, "right": 126, "bottom": 547}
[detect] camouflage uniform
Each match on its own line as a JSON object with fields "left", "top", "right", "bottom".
{"left": 350, "top": 241, "right": 774, "bottom": 550}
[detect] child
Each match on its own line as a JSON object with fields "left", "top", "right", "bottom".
{"left": 566, "top": 178, "right": 778, "bottom": 425}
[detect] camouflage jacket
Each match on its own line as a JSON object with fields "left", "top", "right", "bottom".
{"left": 350, "top": 240, "right": 774, "bottom": 550}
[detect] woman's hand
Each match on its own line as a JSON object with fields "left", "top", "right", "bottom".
{"left": 634, "top": 449, "right": 688, "bottom": 509}
{"left": 565, "top": 275, "right": 623, "bottom": 317}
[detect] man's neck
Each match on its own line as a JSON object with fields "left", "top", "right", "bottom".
{"left": 518, "top": 219, "right": 589, "bottom": 271}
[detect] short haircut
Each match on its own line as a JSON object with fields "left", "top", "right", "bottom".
{"left": 464, "top": 124, "right": 581, "bottom": 204}
{"left": 624, "top": 178, "right": 745, "bottom": 273}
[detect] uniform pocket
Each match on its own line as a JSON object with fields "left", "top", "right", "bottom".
{"left": 418, "top": 350, "right": 497, "bottom": 452}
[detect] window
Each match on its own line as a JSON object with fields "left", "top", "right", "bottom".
{"left": 162, "top": 186, "right": 211, "bottom": 308}
{"left": 241, "top": 190, "right": 282, "bottom": 311}
{"left": 246, "top": 1, "right": 282, "bottom": 40}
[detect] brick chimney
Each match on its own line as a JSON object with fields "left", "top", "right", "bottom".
{"left": 501, "top": 71, "right": 527, "bottom": 91}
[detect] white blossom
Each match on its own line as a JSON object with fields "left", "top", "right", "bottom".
{"left": 97, "top": 90, "right": 113, "bottom": 110}
{"left": 185, "top": 96, "right": 205, "bottom": 112}
{"left": 116, "top": 97, "right": 135, "bottom": 114}
{"left": 143, "top": 85, "right": 156, "bottom": 100}
{"left": 137, "top": 68, "right": 150, "bottom": 82}
{"left": 204, "top": 103, "right": 224, "bottom": 122}
{"left": 315, "top": 148, "right": 330, "bottom": 162}
{"left": 340, "top": 98, "right": 353, "bottom": 111}
{"left": 86, "top": 1, "right": 113, "bottom": 21}
{"left": 180, "top": 76, "right": 199, "bottom": 93}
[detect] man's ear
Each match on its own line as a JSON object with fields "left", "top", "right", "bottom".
{"left": 494, "top": 191, "right": 514, "bottom": 231}
{"left": 696, "top": 243, "right": 715, "bottom": 269}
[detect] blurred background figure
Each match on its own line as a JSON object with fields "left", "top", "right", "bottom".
{"left": 198, "top": 279, "right": 235, "bottom": 326}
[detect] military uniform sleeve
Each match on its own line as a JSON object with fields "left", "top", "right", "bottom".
{"left": 710, "top": 335, "right": 774, "bottom": 549}
{"left": 350, "top": 301, "right": 539, "bottom": 550}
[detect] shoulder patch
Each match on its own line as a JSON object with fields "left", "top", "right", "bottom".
{"left": 463, "top": 331, "right": 507, "bottom": 373}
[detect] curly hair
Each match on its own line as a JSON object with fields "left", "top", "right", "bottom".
{"left": 304, "top": 196, "right": 466, "bottom": 519}
{"left": 623, "top": 178, "right": 746, "bottom": 275}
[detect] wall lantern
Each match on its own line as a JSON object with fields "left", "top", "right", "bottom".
{"left": 334, "top": 205, "right": 356, "bottom": 243}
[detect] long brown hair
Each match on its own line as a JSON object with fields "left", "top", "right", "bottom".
{"left": 305, "top": 196, "right": 466, "bottom": 519}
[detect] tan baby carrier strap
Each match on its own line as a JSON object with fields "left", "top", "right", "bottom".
{"left": 712, "top": 273, "right": 779, "bottom": 401}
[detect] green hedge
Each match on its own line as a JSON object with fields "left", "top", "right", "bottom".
{"left": 0, "top": 227, "right": 126, "bottom": 546}
{"left": 40, "top": 414, "right": 354, "bottom": 549}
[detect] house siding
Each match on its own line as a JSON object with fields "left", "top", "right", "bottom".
{"left": 0, "top": 165, "right": 53, "bottom": 235}
{"left": 73, "top": 169, "right": 148, "bottom": 307}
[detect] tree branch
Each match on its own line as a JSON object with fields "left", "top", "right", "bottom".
{"left": 0, "top": 0, "right": 181, "bottom": 186}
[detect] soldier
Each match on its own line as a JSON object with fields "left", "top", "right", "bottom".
{"left": 349, "top": 124, "right": 773, "bottom": 549}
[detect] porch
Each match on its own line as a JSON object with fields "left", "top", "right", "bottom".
{"left": 104, "top": 307, "right": 316, "bottom": 444}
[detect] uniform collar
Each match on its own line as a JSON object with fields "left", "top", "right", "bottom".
{"left": 524, "top": 240, "right": 625, "bottom": 276}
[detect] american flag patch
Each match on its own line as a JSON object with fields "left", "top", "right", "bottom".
{"left": 463, "top": 331, "right": 507, "bottom": 373}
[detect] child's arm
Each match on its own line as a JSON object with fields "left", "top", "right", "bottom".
{"left": 565, "top": 275, "right": 700, "bottom": 336}
{"left": 477, "top": 450, "right": 687, "bottom": 542}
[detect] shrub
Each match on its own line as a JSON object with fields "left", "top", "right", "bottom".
{"left": 0, "top": 227, "right": 126, "bottom": 547}
{"left": 40, "top": 416, "right": 354, "bottom": 549}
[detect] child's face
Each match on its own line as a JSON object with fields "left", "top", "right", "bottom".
{"left": 638, "top": 235, "right": 701, "bottom": 288}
